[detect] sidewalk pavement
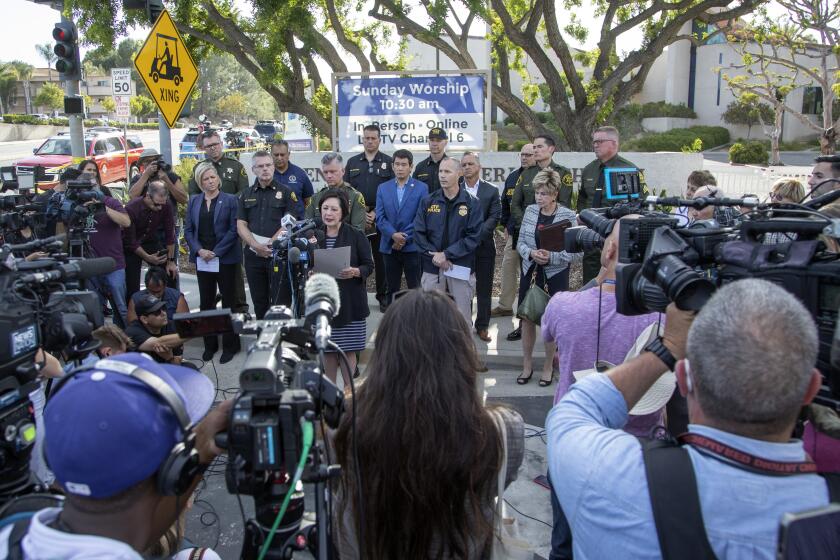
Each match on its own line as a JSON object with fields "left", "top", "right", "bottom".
{"left": 175, "top": 274, "right": 556, "bottom": 558}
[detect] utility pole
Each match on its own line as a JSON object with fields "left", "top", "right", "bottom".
{"left": 53, "top": 17, "right": 84, "bottom": 158}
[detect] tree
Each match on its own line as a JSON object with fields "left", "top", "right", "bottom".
{"left": 36, "top": 43, "right": 57, "bottom": 82}
{"left": 9, "top": 61, "right": 33, "bottom": 114}
{"left": 725, "top": 1, "right": 840, "bottom": 154}
{"left": 101, "top": 96, "right": 116, "bottom": 113}
{"left": 66, "top": 0, "right": 764, "bottom": 147}
{"left": 722, "top": 98, "right": 775, "bottom": 139}
{"left": 130, "top": 95, "right": 156, "bottom": 118}
{"left": 34, "top": 82, "right": 63, "bottom": 113}
{"left": 0, "top": 63, "right": 18, "bottom": 114}
{"left": 216, "top": 92, "right": 248, "bottom": 124}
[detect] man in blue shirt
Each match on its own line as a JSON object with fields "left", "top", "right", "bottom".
{"left": 271, "top": 139, "right": 314, "bottom": 219}
{"left": 547, "top": 278, "right": 830, "bottom": 560}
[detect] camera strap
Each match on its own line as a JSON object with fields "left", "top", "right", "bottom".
{"left": 641, "top": 435, "right": 840, "bottom": 560}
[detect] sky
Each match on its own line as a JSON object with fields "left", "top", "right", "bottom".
{"left": 1, "top": 0, "right": 788, "bottom": 70}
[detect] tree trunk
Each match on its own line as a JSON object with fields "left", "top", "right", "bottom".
{"left": 23, "top": 82, "right": 31, "bottom": 114}
{"left": 820, "top": 127, "right": 836, "bottom": 154}
{"left": 769, "top": 105, "right": 783, "bottom": 166}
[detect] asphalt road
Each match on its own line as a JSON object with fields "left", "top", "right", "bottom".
{"left": 0, "top": 127, "right": 187, "bottom": 167}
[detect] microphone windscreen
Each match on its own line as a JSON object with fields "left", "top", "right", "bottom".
{"left": 289, "top": 246, "right": 301, "bottom": 264}
{"left": 305, "top": 273, "right": 341, "bottom": 315}
{"left": 281, "top": 214, "right": 297, "bottom": 229}
{"left": 73, "top": 257, "right": 116, "bottom": 279}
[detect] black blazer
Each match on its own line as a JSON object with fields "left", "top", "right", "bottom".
{"left": 316, "top": 223, "right": 374, "bottom": 328}
{"left": 474, "top": 180, "right": 502, "bottom": 255}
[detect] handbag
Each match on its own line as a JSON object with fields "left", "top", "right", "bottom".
{"left": 516, "top": 265, "right": 549, "bottom": 324}
{"left": 490, "top": 410, "right": 533, "bottom": 560}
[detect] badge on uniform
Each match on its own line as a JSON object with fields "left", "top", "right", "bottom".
{"left": 381, "top": 163, "right": 387, "bottom": 170}
{"left": 289, "top": 175, "right": 297, "bottom": 183}
{"left": 458, "top": 205, "right": 468, "bottom": 216}
{"left": 227, "top": 168, "right": 233, "bottom": 174}
{"left": 563, "top": 173, "right": 573, "bottom": 186}
{"left": 275, "top": 191, "right": 284, "bottom": 200}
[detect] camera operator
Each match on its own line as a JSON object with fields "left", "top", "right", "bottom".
{"left": 125, "top": 294, "right": 187, "bottom": 364}
{"left": 126, "top": 266, "right": 189, "bottom": 324}
{"left": 123, "top": 180, "right": 178, "bottom": 301}
{"left": 0, "top": 353, "right": 231, "bottom": 560}
{"left": 128, "top": 149, "right": 187, "bottom": 208}
{"left": 673, "top": 171, "right": 716, "bottom": 223}
{"left": 33, "top": 167, "right": 82, "bottom": 240}
{"left": 75, "top": 159, "right": 132, "bottom": 327}
{"left": 547, "top": 279, "right": 831, "bottom": 559}
{"left": 687, "top": 185, "right": 741, "bottom": 226}
{"left": 808, "top": 154, "right": 840, "bottom": 197}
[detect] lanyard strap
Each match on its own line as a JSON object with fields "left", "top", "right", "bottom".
{"left": 594, "top": 279, "right": 616, "bottom": 365}
{"left": 678, "top": 432, "right": 817, "bottom": 476}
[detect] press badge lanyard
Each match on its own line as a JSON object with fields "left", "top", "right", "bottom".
{"left": 594, "top": 279, "right": 616, "bottom": 368}
{"left": 677, "top": 432, "right": 817, "bottom": 476}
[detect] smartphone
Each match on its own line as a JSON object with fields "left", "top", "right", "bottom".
{"left": 778, "top": 503, "right": 840, "bottom": 560}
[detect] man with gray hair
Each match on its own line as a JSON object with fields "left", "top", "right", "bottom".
{"left": 546, "top": 279, "right": 834, "bottom": 559}
{"left": 305, "top": 152, "right": 367, "bottom": 231}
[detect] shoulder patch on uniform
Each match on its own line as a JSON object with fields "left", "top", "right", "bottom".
{"left": 290, "top": 192, "right": 298, "bottom": 202}
{"left": 562, "top": 173, "right": 573, "bottom": 186}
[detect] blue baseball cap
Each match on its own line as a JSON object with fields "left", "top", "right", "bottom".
{"left": 44, "top": 353, "right": 215, "bottom": 498}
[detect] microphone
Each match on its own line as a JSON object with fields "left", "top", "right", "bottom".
{"left": 304, "top": 273, "right": 341, "bottom": 351}
{"left": 20, "top": 257, "right": 116, "bottom": 284}
{"left": 288, "top": 246, "right": 301, "bottom": 264}
{"left": 281, "top": 214, "right": 297, "bottom": 231}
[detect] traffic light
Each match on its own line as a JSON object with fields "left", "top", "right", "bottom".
{"left": 52, "top": 22, "right": 81, "bottom": 81}
{"left": 123, "top": 0, "right": 165, "bottom": 24}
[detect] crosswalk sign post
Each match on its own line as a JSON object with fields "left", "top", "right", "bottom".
{"left": 134, "top": 9, "right": 198, "bottom": 163}
{"left": 134, "top": 9, "right": 198, "bottom": 128}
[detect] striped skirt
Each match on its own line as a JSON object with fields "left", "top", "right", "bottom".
{"left": 329, "top": 319, "right": 367, "bottom": 352}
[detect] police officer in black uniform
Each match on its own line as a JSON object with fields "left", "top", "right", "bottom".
{"left": 236, "top": 150, "right": 297, "bottom": 319}
{"left": 345, "top": 124, "right": 394, "bottom": 311}
{"left": 413, "top": 127, "right": 448, "bottom": 193}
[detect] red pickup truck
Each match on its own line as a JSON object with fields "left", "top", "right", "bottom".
{"left": 13, "top": 131, "right": 145, "bottom": 190}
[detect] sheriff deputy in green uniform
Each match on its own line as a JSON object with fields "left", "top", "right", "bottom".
{"left": 187, "top": 129, "right": 251, "bottom": 314}
{"left": 187, "top": 130, "right": 249, "bottom": 195}
{"left": 510, "top": 134, "right": 573, "bottom": 226}
{"left": 577, "top": 125, "right": 645, "bottom": 283}
{"left": 306, "top": 152, "right": 367, "bottom": 231}
{"left": 412, "top": 127, "right": 449, "bottom": 193}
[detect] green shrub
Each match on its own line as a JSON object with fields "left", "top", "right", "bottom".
{"left": 728, "top": 141, "right": 768, "bottom": 165}
{"left": 639, "top": 101, "right": 697, "bottom": 119}
{"left": 497, "top": 139, "right": 509, "bottom": 151}
{"left": 513, "top": 140, "right": 527, "bottom": 151}
{"left": 623, "top": 126, "right": 729, "bottom": 152}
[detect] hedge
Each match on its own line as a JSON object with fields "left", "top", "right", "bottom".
{"left": 623, "top": 126, "right": 730, "bottom": 152}
{"left": 729, "top": 141, "right": 769, "bottom": 165}
{"left": 1, "top": 114, "right": 184, "bottom": 129}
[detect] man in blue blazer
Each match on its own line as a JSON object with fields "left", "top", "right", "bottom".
{"left": 376, "top": 149, "right": 429, "bottom": 306}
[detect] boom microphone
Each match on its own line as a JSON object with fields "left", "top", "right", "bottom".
{"left": 288, "top": 246, "right": 301, "bottom": 264}
{"left": 304, "top": 273, "right": 341, "bottom": 351}
{"left": 20, "top": 257, "right": 116, "bottom": 284}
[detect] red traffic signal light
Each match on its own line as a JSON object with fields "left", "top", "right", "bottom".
{"left": 52, "top": 22, "right": 80, "bottom": 80}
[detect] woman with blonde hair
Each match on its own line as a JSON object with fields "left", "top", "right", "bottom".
{"left": 765, "top": 179, "right": 806, "bottom": 244}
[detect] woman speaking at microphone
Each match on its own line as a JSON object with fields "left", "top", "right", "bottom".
{"left": 315, "top": 188, "right": 373, "bottom": 386}
{"left": 185, "top": 161, "right": 242, "bottom": 363}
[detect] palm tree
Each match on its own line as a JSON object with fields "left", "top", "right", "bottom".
{"left": 9, "top": 61, "right": 34, "bottom": 114}
{"left": 0, "top": 63, "right": 19, "bottom": 114}
{"left": 36, "top": 43, "right": 57, "bottom": 82}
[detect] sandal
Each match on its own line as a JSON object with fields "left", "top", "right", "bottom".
{"left": 516, "top": 370, "right": 534, "bottom": 385}
{"left": 538, "top": 373, "right": 554, "bottom": 387}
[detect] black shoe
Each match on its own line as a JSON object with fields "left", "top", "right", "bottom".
{"left": 353, "top": 366, "right": 361, "bottom": 379}
{"left": 379, "top": 302, "right": 387, "bottom": 313}
{"left": 202, "top": 348, "right": 217, "bottom": 361}
{"left": 516, "top": 370, "right": 533, "bottom": 384}
{"left": 220, "top": 351, "right": 236, "bottom": 364}
{"left": 506, "top": 326, "right": 522, "bottom": 341}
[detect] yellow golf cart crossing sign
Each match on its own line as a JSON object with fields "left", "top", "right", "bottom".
{"left": 133, "top": 10, "right": 198, "bottom": 128}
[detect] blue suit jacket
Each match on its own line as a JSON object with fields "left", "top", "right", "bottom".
{"left": 376, "top": 177, "right": 428, "bottom": 254}
{"left": 184, "top": 192, "right": 242, "bottom": 264}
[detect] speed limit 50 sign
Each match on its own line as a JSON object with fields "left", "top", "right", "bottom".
{"left": 111, "top": 68, "right": 132, "bottom": 96}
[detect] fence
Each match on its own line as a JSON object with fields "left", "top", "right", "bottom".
{"left": 709, "top": 165, "right": 812, "bottom": 200}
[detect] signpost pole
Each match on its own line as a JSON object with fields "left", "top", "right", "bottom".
{"left": 158, "top": 111, "right": 172, "bottom": 164}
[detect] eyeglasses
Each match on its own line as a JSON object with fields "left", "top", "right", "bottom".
{"left": 592, "top": 139, "right": 614, "bottom": 145}
{"left": 203, "top": 142, "right": 222, "bottom": 149}
{"left": 520, "top": 153, "right": 535, "bottom": 157}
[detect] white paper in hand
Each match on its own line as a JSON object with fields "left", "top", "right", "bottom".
{"left": 197, "top": 256, "right": 220, "bottom": 272}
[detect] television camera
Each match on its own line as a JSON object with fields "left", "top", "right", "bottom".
{"left": 565, "top": 184, "right": 840, "bottom": 407}
{"left": 173, "top": 273, "right": 346, "bottom": 559}
{"left": 0, "top": 234, "right": 113, "bottom": 504}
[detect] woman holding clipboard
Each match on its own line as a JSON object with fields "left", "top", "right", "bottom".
{"left": 315, "top": 188, "right": 374, "bottom": 386}
{"left": 516, "top": 169, "right": 578, "bottom": 387}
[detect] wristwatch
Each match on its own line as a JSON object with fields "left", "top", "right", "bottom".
{"left": 644, "top": 336, "right": 677, "bottom": 371}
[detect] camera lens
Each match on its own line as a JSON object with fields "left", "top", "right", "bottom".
{"left": 649, "top": 254, "right": 715, "bottom": 311}
{"left": 578, "top": 209, "right": 615, "bottom": 238}
{"left": 564, "top": 226, "right": 605, "bottom": 253}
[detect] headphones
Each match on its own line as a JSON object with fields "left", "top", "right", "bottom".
{"left": 49, "top": 359, "right": 201, "bottom": 496}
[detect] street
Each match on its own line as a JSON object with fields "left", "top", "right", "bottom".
{"left": 0, "top": 127, "right": 187, "bottom": 167}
